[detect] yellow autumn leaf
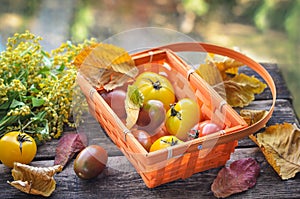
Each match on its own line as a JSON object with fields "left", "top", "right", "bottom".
{"left": 224, "top": 73, "right": 267, "bottom": 107}
{"left": 8, "top": 162, "right": 63, "bottom": 197}
{"left": 74, "top": 43, "right": 138, "bottom": 91}
{"left": 125, "top": 85, "right": 144, "bottom": 129}
{"left": 240, "top": 109, "right": 268, "bottom": 126}
{"left": 250, "top": 123, "right": 300, "bottom": 180}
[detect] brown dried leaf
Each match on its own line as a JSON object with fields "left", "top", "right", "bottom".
{"left": 250, "top": 123, "right": 300, "bottom": 180}
{"left": 224, "top": 74, "right": 267, "bottom": 107}
{"left": 240, "top": 109, "right": 268, "bottom": 126}
{"left": 211, "top": 158, "right": 260, "bottom": 198}
{"left": 75, "top": 43, "right": 138, "bottom": 91}
{"left": 8, "top": 162, "right": 63, "bottom": 197}
{"left": 54, "top": 133, "right": 87, "bottom": 168}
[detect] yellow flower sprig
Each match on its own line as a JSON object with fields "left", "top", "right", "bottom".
{"left": 0, "top": 31, "right": 96, "bottom": 143}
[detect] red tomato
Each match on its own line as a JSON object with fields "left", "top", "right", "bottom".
{"left": 201, "top": 121, "right": 223, "bottom": 136}
{"left": 131, "top": 129, "right": 152, "bottom": 152}
{"left": 101, "top": 89, "right": 126, "bottom": 119}
{"left": 150, "top": 129, "right": 170, "bottom": 143}
{"left": 136, "top": 100, "right": 166, "bottom": 134}
{"left": 188, "top": 120, "right": 223, "bottom": 139}
{"left": 73, "top": 145, "right": 108, "bottom": 180}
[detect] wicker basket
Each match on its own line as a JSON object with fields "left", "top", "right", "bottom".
{"left": 76, "top": 42, "right": 276, "bottom": 188}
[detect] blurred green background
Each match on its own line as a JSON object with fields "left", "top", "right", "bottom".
{"left": 0, "top": 0, "right": 299, "bottom": 116}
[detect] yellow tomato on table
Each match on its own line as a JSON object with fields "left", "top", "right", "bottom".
{"left": 0, "top": 131, "right": 37, "bottom": 168}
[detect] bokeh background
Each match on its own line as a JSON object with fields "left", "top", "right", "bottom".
{"left": 1, "top": 0, "right": 299, "bottom": 116}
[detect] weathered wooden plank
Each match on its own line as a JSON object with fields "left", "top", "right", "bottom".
{"left": 1, "top": 148, "right": 300, "bottom": 199}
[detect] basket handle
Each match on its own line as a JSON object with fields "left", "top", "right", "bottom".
{"left": 158, "top": 42, "right": 276, "bottom": 144}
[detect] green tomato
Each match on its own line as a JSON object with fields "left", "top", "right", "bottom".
{"left": 165, "top": 98, "right": 201, "bottom": 141}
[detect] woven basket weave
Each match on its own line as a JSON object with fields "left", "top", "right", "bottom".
{"left": 76, "top": 43, "right": 276, "bottom": 188}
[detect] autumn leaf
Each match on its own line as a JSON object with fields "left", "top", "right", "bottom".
{"left": 240, "top": 109, "right": 268, "bottom": 126}
{"left": 224, "top": 74, "right": 267, "bottom": 107}
{"left": 197, "top": 54, "right": 267, "bottom": 108}
{"left": 54, "top": 133, "right": 87, "bottom": 168}
{"left": 211, "top": 158, "right": 260, "bottom": 198}
{"left": 125, "top": 84, "right": 144, "bottom": 129}
{"left": 8, "top": 162, "right": 62, "bottom": 197}
{"left": 74, "top": 43, "right": 138, "bottom": 91}
{"left": 250, "top": 123, "right": 300, "bottom": 180}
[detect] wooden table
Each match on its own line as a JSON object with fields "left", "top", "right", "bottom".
{"left": 1, "top": 63, "right": 299, "bottom": 199}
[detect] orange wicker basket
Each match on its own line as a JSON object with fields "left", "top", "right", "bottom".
{"left": 76, "top": 42, "right": 276, "bottom": 188}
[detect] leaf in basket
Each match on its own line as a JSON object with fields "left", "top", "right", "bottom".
{"left": 54, "top": 133, "right": 87, "bottom": 168}
{"left": 74, "top": 43, "right": 138, "bottom": 91}
{"left": 125, "top": 85, "right": 144, "bottom": 129}
{"left": 240, "top": 109, "right": 268, "bottom": 126}
{"left": 201, "top": 54, "right": 244, "bottom": 80}
{"left": 224, "top": 73, "right": 267, "bottom": 107}
{"left": 211, "top": 158, "right": 260, "bottom": 198}
{"left": 249, "top": 123, "right": 300, "bottom": 180}
{"left": 197, "top": 60, "right": 226, "bottom": 99}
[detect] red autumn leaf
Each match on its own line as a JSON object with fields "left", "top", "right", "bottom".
{"left": 54, "top": 133, "right": 87, "bottom": 168}
{"left": 211, "top": 158, "right": 260, "bottom": 198}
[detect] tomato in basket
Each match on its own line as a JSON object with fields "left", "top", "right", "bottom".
{"left": 188, "top": 120, "right": 224, "bottom": 140}
{"left": 133, "top": 72, "right": 175, "bottom": 110}
{"left": 131, "top": 129, "right": 153, "bottom": 152}
{"left": 165, "top": 98, "right": 201, "bottom": 141}
{"left": 101, "top": 89, "right": 126, "bottom": 119}
{"left": 136, "top": 100, "right": 166, "bottom": 134}
{"left": 149, "top": 135, "right": 183, "bottom": 152}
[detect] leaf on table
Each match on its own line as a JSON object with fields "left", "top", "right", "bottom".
{"left": 224, "top": 74, "right": 267, "bottom": 107}
{"left": 211, "top": 158, "right": 260, "bottom": 198}
{"left": 249, "top": 123, "right": 300, "bottom": 180}
{"left": 125, "top": 84, "right": 144, "bottom": 129}
{"left": 240, "top": 109, "right": 268, "bottom": 126}
{"left": 54, "top": 133, "right": 87, "bottom": 168}
{"left": 74, "top": 43, "right": 138, "bottom": 91}
{"left": 8, "top": 162, "right": 63, "bottom": 197}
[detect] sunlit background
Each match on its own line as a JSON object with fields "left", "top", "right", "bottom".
{"left": 1, "top": 0, "right": 299, "bottom": 116}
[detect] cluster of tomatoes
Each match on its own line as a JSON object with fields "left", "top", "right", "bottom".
{"left": 101, "top": 70, "right": 224, "bottom": 152}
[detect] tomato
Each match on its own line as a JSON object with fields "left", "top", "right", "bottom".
{"left": 188, "top": 120, "right": 223, "bottom": 139}
{"left": 136, "top": 100, "right": 166, "bottom": 134}
{"left": 150, "top": 129, "right": 170, "bottom": 143}
{"left": 133, "top": 72, "right": 175, "bottom": 110}
{"left": 149, "top": 135, "right": 183, "bottom": 152}
{"left": 165, "top": 98, "right": 201, "bottom": 141}
{"left": 131, "top": 129, "right": 152, "bottom": 152}
{"left": 0, "top": 131, "right": 37, "bottom": 168}
{"left": 200, "top": 121, "right": 223, "bottom": 136}
{"left": 101, "top": 89, "right": 126, "bottom": 119}
{"left": 74, "top": 145, "right": 108, "bottom": 180}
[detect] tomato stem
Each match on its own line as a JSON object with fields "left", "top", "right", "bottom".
{"left": 17, "top": 133, "right": 32, "bottom": 154}
{"left": 169, "top": 104, "right": 182, "bottom": 120}
{"left": 145, "top": 78, "right": 162, "bottom": 90}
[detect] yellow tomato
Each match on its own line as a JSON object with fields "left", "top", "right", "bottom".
{"left": 165, "top": 98, "right": 201, "bottom": 141}
{"left": 149, "top": 135, "right": 183, "bottom": 152}
{"left": 133, "top": 72, "right": 175, "bottom": 110}
{"left": 0, "top": 131, "right": 37, "bottom": 168}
